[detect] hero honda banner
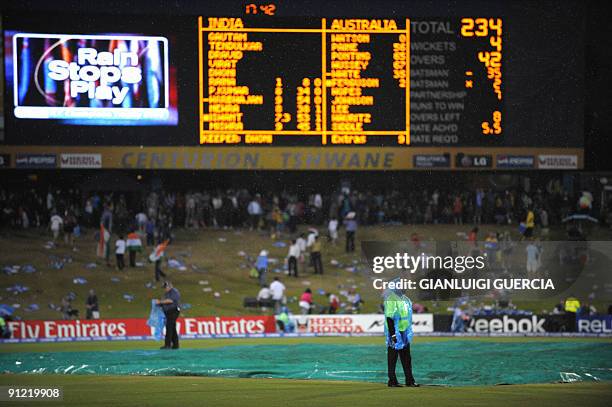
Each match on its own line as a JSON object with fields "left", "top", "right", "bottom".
{"left": 291, "top": 314, "right": 434, "bottom": 334}
{"left": 5, "top": 32, "right": 177, "bottom": 125}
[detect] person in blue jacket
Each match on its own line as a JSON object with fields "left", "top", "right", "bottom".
{"left": 255, "top": 250, "right": 269, "bottom": 287}
{"left": 384, "top": 284, "right": 419, "bottom": 387}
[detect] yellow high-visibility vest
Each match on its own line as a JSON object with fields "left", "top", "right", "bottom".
{"left": 564, "top": 298, "right": 581, "bottom": 313}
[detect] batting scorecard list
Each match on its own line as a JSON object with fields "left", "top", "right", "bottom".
{"left": 199, "top": 17, "right": 502, "bottom": 146}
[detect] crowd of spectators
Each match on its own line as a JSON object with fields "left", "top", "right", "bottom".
{"left": 1, "top": 179, "right": 602, "bottom": 237}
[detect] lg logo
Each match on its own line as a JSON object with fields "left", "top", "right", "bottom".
{"left": 473, "top": 156, "right": 489, "bottom": 166}
{"left": 456, "top": 154, "right": 492, "bottom": 168}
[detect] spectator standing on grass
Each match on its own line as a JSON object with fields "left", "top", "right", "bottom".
{"left": 64, "top": 211, "right": 77, "bottom": 248}
{"left": 328, "top": 292, "right": 340, "bottom": 314}
{"left": 296, "top": 233, "right": 307, "bottom": 265}
{"left": 270, "top": 277, "right": 286, "bottom": 313}
{"left": 305, "top": 228, "right": 318, "bottom": 267}
{"left": 328, "top": 217, "right": 339, "bottom": 245}
{"left": 522, "top": 206, "right": 535, "bottom": 240}
{"left": 126, "top": 231, "right": 143, "bottom": 267}
{"left": 474, "top": 189, "right": 484, "bottom": 225}
{"left": 286, "top": 240, "right": 300, "bottom": 277}
{"left": 311, "top": 235, "right": 323, "bottom": 275}
{"left": 257, "top": 284, "right": 272, "bottom": 310}
{"left": 467, "top": 226, "right": 479, "bottom": 255}
{"left": 115, "top": 234, "right": 126, "bottom": 270}
{"left": 347, "top": 288, "right": 363, "bottom": 313}
{"left": 136, "top": 210, "right": 148, "bottom": 234}
{"left": 86, "top": 289, "right": 99, "bottom": 319}
{"left": 256, "top": 250, "right": 269, "bottom": 286}
{"left": 61, "top": 296, "right": 78, "bottom": 320}
{"left": 344, "top": 212, "right": 357, "bottom": 253}
{"left": 453, "top": 195, "right": 463, "bottom": 225}
{"left": 248, "top": 195, "right": 263, "bottom": 230}
{"left": 145, "top": 218, "right": 155, "bottom": 246}
{"left": 150, "top": 239, "right": 169, "bottom": 282}
{"left": 97, "top": 223, "right": 112, "bottom": 267}
{"left": 50, "top": 212, "right": 63, "bottom": 242}
{"left": 299, "top": 288, "right": 313, "bottom": 314}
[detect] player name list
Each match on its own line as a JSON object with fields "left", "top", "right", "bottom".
{"left": 198, "top": 17, "right": 502, "bottom": 146}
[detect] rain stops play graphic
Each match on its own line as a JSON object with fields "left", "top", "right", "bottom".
{"left": 5, "top": 32, "right": 178, "bottom": 125}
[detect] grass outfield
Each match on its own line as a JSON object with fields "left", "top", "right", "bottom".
{"left": 1, "top": 337, "right": 611, "bottom": 406}
{"left": 2, "top": 224, "right": 610, "bottom": 320}
{"left": 0, "top": 375, "right": 610, "bottom": 407}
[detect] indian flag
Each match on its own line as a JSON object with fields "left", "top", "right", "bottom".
{"left": 97, "top": 224, "right": 108, "bottom": 258}
{"left": 149, "top": 240, "right": 169, "bottom": 262}
{"left": 127, "top": 232, "right": 143, "bottom": 252}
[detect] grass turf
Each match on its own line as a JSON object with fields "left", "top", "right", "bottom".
{"left": 0, "top": 374, "right": 610, "bottom": 407}
{"left": 2, "top": 224, "right": 610, "bottom": 320}
{"left": 1, "top": 337, "right": 611, "bottom": 406}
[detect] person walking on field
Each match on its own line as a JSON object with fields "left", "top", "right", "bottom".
{"left": 50, "top": 212, "right": 63, "bottom": 243}
{"left": 311, "top": 235, "right": 323, "bottom": 275}
{"left": 344, "top": 212, "right": 357, "bottom": 253}
{"left": 115, "top": 234, "right": 126, "bottom": 270}
{"left": 155, "top": 281, "right": 181, "bottom": 350}
{"left": 286, "top": 240, "right": 300, "bottom": 277}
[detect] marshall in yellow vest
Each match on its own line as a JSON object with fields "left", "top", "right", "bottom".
{"left": 383, "top": 285, "right": 419, "bottom": 387}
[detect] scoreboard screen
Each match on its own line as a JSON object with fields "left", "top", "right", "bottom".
{"left": 199, "top": 17, "right": 503, "bottom": 147}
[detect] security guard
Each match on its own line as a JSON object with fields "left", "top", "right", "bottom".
{"left": 384, "top": 287, "right": 419, "bottom": 387}
{"left": 564, "top": 295, "right": 581, "bottom": 332}
{"left": 564, "top": 296, "right": 581, "bottom": 313}
{"left": 156, "top": 281, "right": 181, "bottom": 349}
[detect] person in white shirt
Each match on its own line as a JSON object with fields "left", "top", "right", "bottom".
{"left": 306, "top": 229, "right": 318, "bottom": 268}
{"left": 307, "top": 229, "right": 318, "bottom": 247}
{"left": 328, "top": 217, "right": 339, "bottom": 245}
{"left": 115, "top": 235, "right": 126, "bottom": 270}
{"left": 257, "top": 285, "right": 272, "bottom": 310}
{"left": 296, "top": 233, "right": 307, "bottom": 264}
{"left": 136, "top": 212, "right": 148, "bottom": 234}
{"left": 247, "top": 198, "right": 263, "bottom": 230}
{"left": 269, "top": 277, "right": 286, "bottom": 313}
{"left": 50, "top": 213, "right": 63, "bottom": 241}
{"left": 286, "top": 239, "right": 301, "bottom": 277}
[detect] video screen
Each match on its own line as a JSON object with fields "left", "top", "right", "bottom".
{"left": 5, "top": 32, "right": 176, "bottom": 126}
{"left": 4, "top": 32, "right": 177, "bottom": 126}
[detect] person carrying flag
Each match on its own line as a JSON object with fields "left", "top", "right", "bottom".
{"left": 384, "top": 283, "right": 419, "bottom": 388}
{"left": 126, "top": 230, "right": 143, "bottom": 267}
{"left": 150, "top": 239, "right": 169, "bottom": 282}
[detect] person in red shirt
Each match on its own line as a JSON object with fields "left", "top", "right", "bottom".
{"left": 410, "top": 233, "right": 421, "bottom": 250}
{"left": 468, "top": 227, "right": 479, "bottom": 256}
{"left": 468, "top": 227, "right": 479, "bottom": 245}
